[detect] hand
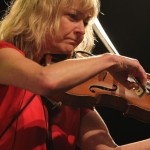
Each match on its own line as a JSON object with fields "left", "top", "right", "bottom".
{"left": 107, "top": 54, "right": 147, "bottom": 90}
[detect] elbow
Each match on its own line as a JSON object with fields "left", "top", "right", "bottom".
{"left": 37, "top": 71, "right": 61, "bottom": 96}
{"left": 38, "top": 79, "right": 58, "bottom": 96}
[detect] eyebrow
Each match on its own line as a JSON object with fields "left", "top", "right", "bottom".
{"left": 74, "top": 9, "right": 92, "bottom": 18}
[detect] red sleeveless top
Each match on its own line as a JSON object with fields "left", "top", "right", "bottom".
{"left": 0, "top": 41, "right": 90, "bottom": 150}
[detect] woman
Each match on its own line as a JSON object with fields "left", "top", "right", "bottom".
{"left": 0, "top": 0, "right": 149, "bottom": 150}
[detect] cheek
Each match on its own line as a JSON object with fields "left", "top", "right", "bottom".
{"left": 59, "top": 25, "right": 70, "bottom": 36}
{"left": 58, "top": 17, "right": 73, "bottom": 36}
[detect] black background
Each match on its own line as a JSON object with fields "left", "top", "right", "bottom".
{"left": 94, "top": 0, "right": 150, "bottom": 145}
{"left": 0, "top": 0, "right": 150, "bottom": 145}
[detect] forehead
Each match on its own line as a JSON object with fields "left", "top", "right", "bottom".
{"left": 63, "top": 0, "right": 98, "bottom": 17}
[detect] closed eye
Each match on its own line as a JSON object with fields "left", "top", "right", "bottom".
{"left": 68, "top": 13, "right": 78, "bottom": 21}
{"left": 68, "top": 14, "right": 90, "bottom": 27}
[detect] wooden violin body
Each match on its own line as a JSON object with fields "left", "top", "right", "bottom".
{"left": 50, "top": 71, "right": 150, "bottom": 123}
{"left": 44, "top": 52, "right": 150, "bottom": 123}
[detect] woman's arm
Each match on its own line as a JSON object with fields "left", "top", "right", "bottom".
{"left": 77, "top": 109, "right": 117, "bottom": 150}
{"left": 78, "top": 109, "right": 150, "bottom": 150}
{"left": 0, "top": 48, "right": 147, "bottom": 97}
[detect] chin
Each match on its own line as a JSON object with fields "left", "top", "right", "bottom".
{"left": 52, "top": 45, "right": 75, "bottom": 55}
{"left": 63, "top": 47, "right": 75, "bottom": 55}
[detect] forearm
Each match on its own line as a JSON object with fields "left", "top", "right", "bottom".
{"left": 0, "top": 48, "right": 147, "bottom": 98}
{"left": 116, "top": 139, "right": 150, "bottom": 150}
{"left": 0, "top": 49, "right": 113, "bottom": 96}
{"left": 43, "top": 53, "right": 114, "bottom": 93}
{"left": 78, "top": 109, "right": 117, "bottom": 150}
{"left": 78, "top": 109, "right": 150, "bottom": 150}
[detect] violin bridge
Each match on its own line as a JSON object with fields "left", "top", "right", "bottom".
{"left": 128, "top": 76, "right": 145, "bottom": 97}
{"left": 133, "top": 86, "right": 145, "bottom": 97}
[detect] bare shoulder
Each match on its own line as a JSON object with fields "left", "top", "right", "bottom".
{"left": 0, "top": 47, "right": 23, "bottom": 56}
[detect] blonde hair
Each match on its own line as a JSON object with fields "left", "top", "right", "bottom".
{"left": 0, "top": 0, "right": 100, "bottom": 59}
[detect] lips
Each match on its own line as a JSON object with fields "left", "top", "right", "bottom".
{"left": 65, "top": 38, "right": 78, "bottom": 46}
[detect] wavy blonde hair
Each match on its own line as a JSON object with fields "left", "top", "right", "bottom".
{"left": 0, "top": 0, "right": 100, "bottom": 59}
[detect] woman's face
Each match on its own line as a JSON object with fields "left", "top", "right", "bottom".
{"left": 47, "top": 8, "right": 91, "bottom": 55}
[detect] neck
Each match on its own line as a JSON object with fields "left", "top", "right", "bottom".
{"left": 40, "top": 53, "right": 71, "bottom": 66}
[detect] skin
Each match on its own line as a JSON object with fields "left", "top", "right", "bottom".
{"left": 78, "top": 110, "right": 150, "bottom": 150}
{"left": 0, "top": 6, "right": 149, "bottom": 150}
{"left": 44, "top": 8, "right": 88, "bottom": 55}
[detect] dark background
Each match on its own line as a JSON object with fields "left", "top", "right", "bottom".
{"left": 94, "top": 0, "right": 150, "bottom": 145}
{"left": 0, "top": 0, "right": 150, "bottom": 145}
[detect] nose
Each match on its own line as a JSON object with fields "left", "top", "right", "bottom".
{"left": 75, "top": 20, "right": 85, "bottom": 35}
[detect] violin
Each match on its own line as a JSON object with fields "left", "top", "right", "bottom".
{"left": 67, "top": 71, "right": 150, "bottom": 122}
{"left": 47, "top": 51, "right": 150, "bottom": 123}
{"left": 49, "top": 70, "right": 150, "bottom": 123}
